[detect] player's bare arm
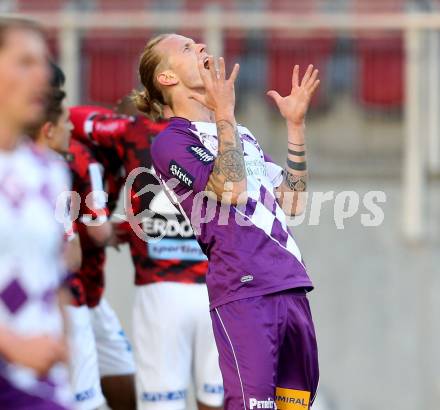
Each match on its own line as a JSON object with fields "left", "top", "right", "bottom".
{"left": 191, "top": 55, "right": 247, "bottom": 205}
{"left": 267, "top": 64, "right": 320, "bottom": 216}
{"left": 0, "top": 325, "right": 67, "bottom": 376}
{"left": 64, "top": 234, "right": 82, "bottom": 272}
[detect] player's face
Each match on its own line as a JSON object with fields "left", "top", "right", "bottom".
{"left": 0, "top": 29, "right": 49, "bottom": 130}
{"left": 158, "top": 35, "right": 208, "bottom": 90}
{"left": 48, "top": 105, "right": 73, "bottom": 154}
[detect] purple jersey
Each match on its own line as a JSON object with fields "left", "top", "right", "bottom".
{"left": 151, "top": 117, "right": 313, "bottom": 309}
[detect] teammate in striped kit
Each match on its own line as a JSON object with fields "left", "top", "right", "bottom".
{"left": 69, "top": 105, "right": 224, "bottom": 410}
{"left": 136, "top": 34, "right": 320, "bottom": 410}
{"left": 0, "top": 17, "right": 72, "bottom": 410}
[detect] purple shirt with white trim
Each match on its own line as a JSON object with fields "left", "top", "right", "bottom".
{"left": 151, "top": 117, "right": 313, "bottom": 309}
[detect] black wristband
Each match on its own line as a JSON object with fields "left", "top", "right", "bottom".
{"left": 286, "top": 158, "right": 307, "bottom": 171}
{"left": 288, "top": 148, "right": 305, "bottom": 156}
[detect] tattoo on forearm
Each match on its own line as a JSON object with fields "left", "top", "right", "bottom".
{"left": 217, "top": 150, "right": 246, "bottom": 181}
{"left": 214, "top": 120, "right": 246, "bottom": 182}
{"left": 283, "top": 170, "right": 307, "bottom": 192}
{"left": 216, "top": 119, "right": 235, "bottom": 136}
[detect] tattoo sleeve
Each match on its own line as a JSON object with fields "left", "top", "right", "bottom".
{"left": 282, "top": 141, "right": 307, "bottom": 192}
{"left": 206, "top": 119, "right": 246, "bottom": 197}
{"left": 276, "top": 123, "right": 308, "bottom": 215}
{"left": 283, "top": 170, "right": 307, "bottom": 192}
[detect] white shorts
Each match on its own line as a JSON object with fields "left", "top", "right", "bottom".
{"left": 65, "top": 305, "right": 106, "bottom": 410}
{"left": 133, "top": 283, "right": 224, "bottom": 410}
{"left": 89, "top": 298, "right": 136, "bottom": 377}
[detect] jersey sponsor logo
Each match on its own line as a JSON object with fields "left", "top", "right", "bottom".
{"left": 94, "top": 121, "right": 121, "bottom": 134}
{"left": 245, "top": 158, "right": 268, "bottom": 178}
{"left": 187, "top": 145, "right": 215, "bottom": 163}
{"left": 148, "top": 238, "right": 207, "bottom": 261}
{"left": 144, "top": 189, "right": 196, "bottom": 238}
{"left": 75, "top": 387, "right": 96, "bottom": 402}
{"left": 275, "top": 388, "right": 310, "bottom": 409}
{"left": 117, "top": 329, "right": 132, "bottom": 352}
{"left": 169, "top": 160, "right": 194, "bottom": 188}
{"left": 249, "top": 397, "right": 277, "bottom": 409}
{"left": 141, "top": 390, "right": 187, "bottom": 402}
{"left": 240, "top": 274, "right": 254, "bottom": 283}
{"left": 203, "top": 384, "right": 224, "bottom": 394}
{"left": 143, "top": 216, "right": 194, "bottom": 238}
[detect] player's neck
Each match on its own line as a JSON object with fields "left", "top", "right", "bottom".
{"left": 0, "top": 117, "right": 21, "bottom": 151}
{"left": 172, "top": 93, "right": 214, "bottom": 123}
{"left": 33, "top": 132, "right": 47, "bottom": 150}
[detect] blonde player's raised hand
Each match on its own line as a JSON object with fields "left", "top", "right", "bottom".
{"left": 267, "top": 64, "right": 320, "bottom": 126}
{"left": 190, "top": 55, "right": 240, "bottom": 117}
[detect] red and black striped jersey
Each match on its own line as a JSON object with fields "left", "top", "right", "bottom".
{"left": 70, "top": 106, "right": 208, "bottom": 286}
{"left": 68, "top": 138, "right": 110, "bottom": 307}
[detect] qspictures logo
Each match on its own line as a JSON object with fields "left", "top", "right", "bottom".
{"left": 55, "top": 166, "right": 388, "bottom": 242}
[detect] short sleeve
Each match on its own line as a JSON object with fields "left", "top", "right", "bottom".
{"left": 151, "top": 127, "right": 215, "bottom": 196}
{"left": 263, "top": 153, "right": 284, "bottom": 188}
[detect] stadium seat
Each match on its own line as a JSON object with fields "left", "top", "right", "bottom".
{"left": 353, "top": 0, "right": 404, "bottom": 13}
{"left": 355, "top": 36, "right": 403, "bottom": 110}
{"left": 93, "top": 0, "right": 149, "bottom": 10}
{"left": 148, "top": 0, "right": 184, "bottom": 11}
{"left": 185, "top": 0, "right": 233, "bottom": 12}
{"left": 268, "top": 0, "right": 317, "bottom": 13}
{"left": 266, "top": 0, "right": 335, "bottom": 109}
{"left": 82, "top": 35, "right": 149, "bottom": 105}
{"left": 15, "top": 0, "right": 70, "bottom": 11}
{"left": 352, "top": 0, "right": 404, "bottom": 110}
{"left": 267, "top": 36, "right": 334, "bottom": 109}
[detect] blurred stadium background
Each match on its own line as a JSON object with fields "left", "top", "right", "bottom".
{"left": 2, "top": 0, "right": 440, "bottom": 409}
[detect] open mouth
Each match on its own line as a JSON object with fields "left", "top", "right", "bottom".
{"left": 203, "top": 57, "right": 210, "bottom": 70}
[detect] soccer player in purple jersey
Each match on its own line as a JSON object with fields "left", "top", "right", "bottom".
{"left": 135, "top": 34, "right": 320, "bottom": 410}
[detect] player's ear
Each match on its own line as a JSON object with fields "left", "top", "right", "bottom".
{"left": 41, "top": 122, "right": 53, "bottom": 140}
{"left": 157, "top": 70, "right": 179, "bottom": 87}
